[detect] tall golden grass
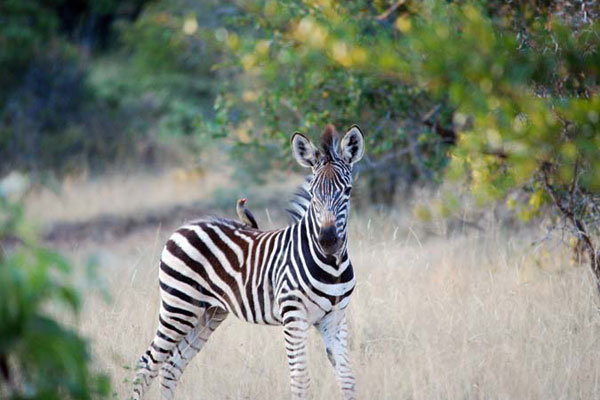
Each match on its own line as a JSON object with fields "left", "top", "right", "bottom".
{"left": 29, "top": 171, "right": 600, "bottom": 399}
{"left": 67, "top": 214, "right": 599, "bottom": 399}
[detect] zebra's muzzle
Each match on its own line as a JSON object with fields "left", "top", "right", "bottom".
{"left": 318, "top": 225, "right": 341, "bottom": 255}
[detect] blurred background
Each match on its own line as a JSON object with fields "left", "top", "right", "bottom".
{"left": 2, "top": 0, "right": 600, "bottom": 399}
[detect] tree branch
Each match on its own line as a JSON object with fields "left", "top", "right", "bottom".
{"left": 568, "top": 158, "right": 579, "bottom": 211}
{"left": 541, "top": 165, "right": 600, "bottom": 294}
{"left": 375, "top": 0, "right": 406, "bottom": 21}
{"left": 421, "top": 105, "right": 457, "bottom": 145}
{"left": 360, "top": 146, "right": 414, "bottom": 170}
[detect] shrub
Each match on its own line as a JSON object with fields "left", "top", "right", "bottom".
{"left": 0, "top": 197, "right": 110, "bottom": 399}
{"left": 215, "top": 0, "right": 600, "bottom": 287}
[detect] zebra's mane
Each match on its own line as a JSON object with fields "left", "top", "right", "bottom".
{"left": 189, "top": 215, "right": 247, "bottom": 229}
{"left": 320, "top": 124, "right": 339, "bottom": 162}
{"left": 285, "top": 174, "right": 314, "bottom": 224}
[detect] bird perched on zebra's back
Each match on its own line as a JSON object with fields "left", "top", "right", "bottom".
{"left": 236, "top": 198, "right": 259, "bottom": 229}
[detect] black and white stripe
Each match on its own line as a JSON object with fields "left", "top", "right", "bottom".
{"left": 132, "top": 125, "right": 365, "bottom": 400}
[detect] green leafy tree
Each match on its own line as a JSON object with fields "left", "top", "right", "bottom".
{"left": 0, "top": 0, "right": 154, "bottom": 176}
{"left": 212, "top": 0, "right": 455, "bottom": 202}
{"left": 215, "top": 0, "right": 600, "bottom": 288}
{"left": 116, "top": 0, "right": 232, "bottom": 138}
{"left": 0, "top": 197, "right": 110, "bottom": 399}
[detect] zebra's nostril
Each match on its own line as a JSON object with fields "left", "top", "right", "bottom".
{"left": 319, "top": 226, "right": 337, "bottom": 240}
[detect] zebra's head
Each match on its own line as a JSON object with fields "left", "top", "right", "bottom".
{"left": 291, "top": 125, "right": 364, "bottom": 256}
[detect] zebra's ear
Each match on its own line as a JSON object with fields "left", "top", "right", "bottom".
{"left": 291, "top": 132, "right": 320, "bottom": 168}
{"left": 340, "top": 125, "right": 364, "bottom": 165}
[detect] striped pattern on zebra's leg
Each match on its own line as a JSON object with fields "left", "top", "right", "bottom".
{"left": 131, "top": 306, "right": 198, "bottom": 400}
{"left": 316, "top": 312, "right": 356, "bottom": 400}
{"left": 159, "top": 307, "right": 228, "bottom": 399}
{"left": 131, "top": 337, "right": 178, "bottom": 400}
{"left": 132, "top": 336, "right": 175, "bottom": 400}
{"left": 283, "top": 316, "right": 311, "bottom": 399}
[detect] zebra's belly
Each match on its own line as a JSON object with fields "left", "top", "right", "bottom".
{"left": 219, "top": 300, "right": 282, "bottom": 326}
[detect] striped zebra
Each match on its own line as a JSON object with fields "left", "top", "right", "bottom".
{"left": 132, "top": 124, "right": 365, "bottom": 399}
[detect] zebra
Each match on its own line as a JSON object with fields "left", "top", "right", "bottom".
{"left": 131, "top": 124, "right": 365, "bottom": 399}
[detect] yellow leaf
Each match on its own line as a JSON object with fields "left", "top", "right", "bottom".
{"left": 395, "top": 16, "right": 412, "bottom": 33}
{"left": 182, "top": 16, "right": 198, "bottom": 35}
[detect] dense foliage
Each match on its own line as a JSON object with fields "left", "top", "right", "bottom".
{"left": 0, "top": 198, "right": 110, "bottom": 398}
{"left": 0, "top": 0, "right": 142, "bottom": 176}
{"left": 215, "top": 0, "right": 600, "bottom": 282}
{"left": 0, "top": 0, "right": 222, "bottom": 176}
{"left": 116, "top": 0, "right": 226, "bottom": 139}
{"left": 212, "top": 1, "right": 456, "bottom": 201}
{"left": 215, "top": 0, "right": 597, "bottom": 199}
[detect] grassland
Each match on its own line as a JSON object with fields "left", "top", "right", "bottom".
{"left": 29, "top": 170, "right": 600, "bottom": 400}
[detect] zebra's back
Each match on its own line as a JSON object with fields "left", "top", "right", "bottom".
{"left": 159, "top": 217, "right": 284, "bottom": 325}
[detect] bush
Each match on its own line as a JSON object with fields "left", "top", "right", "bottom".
{"left": 212, "top": 1, "right": 455, "bottom": 203}
{"left": 0, "top": 197, "right": 110, "bottom": 399}
{"left": 0, "top": 0, "right": 165, "bottom": 177}
{"left": 116, "top": 0, "right": 230, "bottom": 138}
{"left": 215, "top": 0, "right": 600, "bottom": 287}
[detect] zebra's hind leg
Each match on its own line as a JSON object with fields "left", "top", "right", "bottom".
{"left": 159, "top": 307, "right": 228, "bottom": 399}
{"left": 131, "top": 302, "right": 199, "bottom": 400}
{"left": 316, "top": 311, "right": 356, "bottom": 400}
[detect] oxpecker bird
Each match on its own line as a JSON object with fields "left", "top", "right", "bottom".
{"left": 236, "top": 198, "right": 259, "bottom": 229}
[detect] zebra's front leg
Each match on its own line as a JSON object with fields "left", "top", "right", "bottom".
{"left": 282, "top": 309, "right": 311, "bottom": 399}
{"left": 316, "top": 312, "right": 356, "bottom": 399}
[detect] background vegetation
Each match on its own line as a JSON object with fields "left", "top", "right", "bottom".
{"left": 3, "top": 0, "right": 599, "bottom": 210}
{"left": 4, "top": 0, "right": 598, "bottom": 278}
{"left": 212, "top": 0, "right": 600, "bottom": 282}
{"left": 0, "top": 197, "right": 110, "bottom": 398}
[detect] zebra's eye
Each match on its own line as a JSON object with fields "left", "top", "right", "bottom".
{"left": 344, "top": 187, "right": 352, "bottom": 196}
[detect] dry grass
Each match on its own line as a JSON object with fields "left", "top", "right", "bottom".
{"left": 31, "top": 172, "right": 600, "bottom": 399}
{"left": 24, "top": 166, "right": 303, "bottom": 227}
{"left": 65, "top": 214, "right": 600, "bottom": 400}
{"left": 23, "top": 169, "right": 227, "bottom": 225}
